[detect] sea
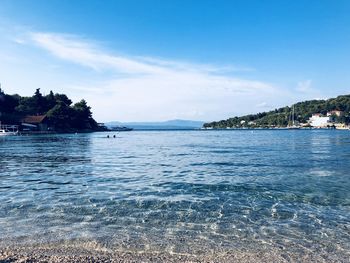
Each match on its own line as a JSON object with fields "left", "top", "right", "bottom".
{"left": 0, "top": 130, "right": 349, "bottom": 260}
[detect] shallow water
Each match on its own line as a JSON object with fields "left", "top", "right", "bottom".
{"left": 0, "top": 130, "right": 349, "bottom": 258}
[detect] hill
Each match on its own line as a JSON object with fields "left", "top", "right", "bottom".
{"left": 203, "top": 95, "right": 350, "bottom": 128}
{"left": 106, "top": 120, "right": 204, "bottom": 130}
{"left": 0, "top": 88, "right": 100, "bottom": 132}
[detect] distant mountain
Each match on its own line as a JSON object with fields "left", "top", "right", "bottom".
{"left": 105, "top": 119, "right": 204, "bottom": 130}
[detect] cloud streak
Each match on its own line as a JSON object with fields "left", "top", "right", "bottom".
{"left": 20, "top": 31, "right": 282, "bottom": 121}
{"left": 29, "top": 32, "right": 271, "bottom": 92}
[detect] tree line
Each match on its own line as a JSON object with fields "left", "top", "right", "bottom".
{"left": 204, "top": 94, "right": 350, "bottom": 128}
{"left": 0, "top": 88, "right": 99, "bottom": 131}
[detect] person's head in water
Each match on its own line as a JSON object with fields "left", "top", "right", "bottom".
{"left": 113, "top": 135, "right": 116, "bottom": 138}
{"left": 107, "top": 135, "right": 110, "bottom": 138}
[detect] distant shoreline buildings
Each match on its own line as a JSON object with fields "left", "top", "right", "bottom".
{"left": 203, "top": 95, "right": 350, "bottom": 130}
{"left": 306, "top": 110, "right": 347, "bottom": 129}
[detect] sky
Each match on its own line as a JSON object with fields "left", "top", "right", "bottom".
{"left": 0, "top": 0, "right": 349, "bottom": 122}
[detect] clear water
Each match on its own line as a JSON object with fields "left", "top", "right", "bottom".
{"left": 0, "top": 130, "right": 349, "bottom": 258}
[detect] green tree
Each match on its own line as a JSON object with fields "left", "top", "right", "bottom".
{"left": 33, "top": 88, "right": 45, "bottom": 114}
{"left": 72, "top": 99, "right": 93, "bottom": 129}
{"left": 44, "top": 90, "right": 56, "bottom": 112}
{"left": 54, "top": 93, "right": 72, "bottom": 106}
{"left": 15, "top": 97, "right": 36, "bottom": 115}
{"left": 46, "top": 102, "right": 75, "bottom": 130}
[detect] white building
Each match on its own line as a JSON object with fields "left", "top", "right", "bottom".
{"left": 327, "top": 110, "right": 344, "bottom": 117}
{"left": 308, "top": 114, "right": 332, "bottom": 128}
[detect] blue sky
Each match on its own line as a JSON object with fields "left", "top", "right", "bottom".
{"left": 0, "top": 0, "right": 349, "bottom": 122}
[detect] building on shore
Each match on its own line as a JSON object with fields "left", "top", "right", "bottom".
{"left": 308, "top": 111, "right": 348, "bottom": 128}
{"left": 248, "top": 121, "right": 256, "bottom": 126}
{"left": 334, "top": 123, "right": 350, "bottom": 130}
{"left": 308, "top": 114, "right": 332, "bottom": 128}
{"left": 327, "top": 110, "right": 344, "bottom": 117}
{"left": 21, "top": 115, "right": 51, "bottom": 131}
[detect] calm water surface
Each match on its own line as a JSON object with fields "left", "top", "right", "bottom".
{"left": 0, "top": 130, "right": 349, "bottom": 257}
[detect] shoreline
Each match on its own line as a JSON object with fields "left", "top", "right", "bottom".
{"left": 0, "top": 242, "right": 347, "bottom": 263}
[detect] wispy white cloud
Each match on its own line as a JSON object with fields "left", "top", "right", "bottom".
{"left": 29, "top": 32, "right": 273, "bottom": 88}
{"left": 135, "top": 56, "right": 255, "bottom": 74}
{"left": 29, "top": 32, "right": 257, "bottom": 76}
{"left": 30, "top": 32, "right": 164, "bottom": 74}
{"left": 7, "top": 31, "right": 286, "bottom": 121}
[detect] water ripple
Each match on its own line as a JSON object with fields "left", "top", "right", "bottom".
{"left": 0, "top": 130, "right": 349, "bottom": 259}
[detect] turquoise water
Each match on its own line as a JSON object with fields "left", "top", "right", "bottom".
{"left": 0, "top": 130, "right": 349, "bottom": 258}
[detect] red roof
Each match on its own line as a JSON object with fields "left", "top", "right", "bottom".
{"left": 22, "top": 115, "right": 47, "bottom": 124}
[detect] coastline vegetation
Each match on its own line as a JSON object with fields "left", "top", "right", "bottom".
{"left": 0, "top": 88, "right": 100, "bottom": 132}
{"left": 204, "top": 95, "right": 350, "bottom": 129}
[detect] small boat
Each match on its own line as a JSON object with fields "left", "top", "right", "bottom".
{"left": 109, "top": 126, "right": 133, "bottom": 132}
{"left": 287, "top": 105, "right": 300, "bottom": 129}
{"left": 0, "top": 129, "right": 18, "bottom": 136}
{"left": 0, "top": 123, "right": 19, "bottom": 136}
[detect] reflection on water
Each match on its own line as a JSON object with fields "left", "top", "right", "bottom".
{"left": 0, "top": 130, "right": 349, "bottom": 258}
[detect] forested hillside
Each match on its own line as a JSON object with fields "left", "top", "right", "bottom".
{"left": 204, "top": 95, "right": 350, "bottom": 128}
{"left": 0, "top": 88, "right": 99, "bottom": 131}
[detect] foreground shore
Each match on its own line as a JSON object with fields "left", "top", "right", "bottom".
{"left": 0, "top": 244, "right": 346, "bottom": 263}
